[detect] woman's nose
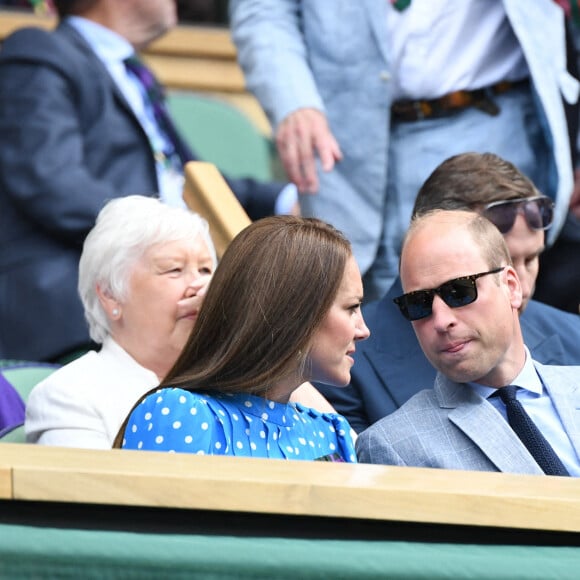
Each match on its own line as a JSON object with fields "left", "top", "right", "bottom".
{"left": 184, "top": 272, "right": 212, "bottom": 298}
{"left": 355, "top": 313, "right": 370, "bottom": 341}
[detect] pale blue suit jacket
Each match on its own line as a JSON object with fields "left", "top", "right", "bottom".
{"left": 231, "top": 0, "right": 578, "bottom": 272}
{"left": 356, "top": 361, "right": 580, "bottom": 474}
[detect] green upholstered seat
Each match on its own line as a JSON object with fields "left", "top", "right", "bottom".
{"left": 1, "top": 363, "right": 60, "bottom": 404}
{"left": 167, "top": 92, "right": 275, "bottom": 181}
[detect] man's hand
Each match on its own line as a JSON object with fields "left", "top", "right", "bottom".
{"left": 276, "top": 108, "right": 342, "bottom": 194}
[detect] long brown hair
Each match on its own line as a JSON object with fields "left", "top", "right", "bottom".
{"left": 162, "top": 215, "right": 352, "bottom": 395}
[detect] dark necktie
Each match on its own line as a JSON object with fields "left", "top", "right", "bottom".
{"left": 391, "top": 0, "right": 411, "bottom": 10}
{"left": 123, "top": 55, "right": 193, "bottom": 166}
{"left": 496, "top": 386, "right": 569, "bottom": 476}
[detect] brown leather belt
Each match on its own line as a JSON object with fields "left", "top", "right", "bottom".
{"left": 391, "top": 79, "right": 529, "bottom": 122}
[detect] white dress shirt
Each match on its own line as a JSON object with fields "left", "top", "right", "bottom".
{"left": 386, "top": 0, "right": 529, "bottom": 100}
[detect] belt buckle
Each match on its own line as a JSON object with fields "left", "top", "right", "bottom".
{"left": 474, "top": 95, "right": 500, "bottom": 116}
{"left": 413, "top": 100, "right": 433, "bottom": 121}
{"left": 412, "top": 101, "right": 425, "bottom": 121}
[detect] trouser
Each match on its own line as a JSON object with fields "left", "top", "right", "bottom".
{"left": 362, "top": 83, "right": 552, "bottom": 302}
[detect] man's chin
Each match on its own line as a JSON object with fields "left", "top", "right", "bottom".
{"left": 436, "top": 359, "right": 482, "bottom": 384}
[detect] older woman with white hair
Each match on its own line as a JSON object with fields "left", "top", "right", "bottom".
{"left": 25, "top": 196, "right": 333, "bottom": 449}
{"left": 25, "top": 195, "right": 216, "bottom": 448}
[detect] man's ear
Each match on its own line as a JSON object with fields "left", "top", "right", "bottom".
{"left": 96, "top": 284, "right": 121, "bottom": 320}
{"left": 504, "top": 265, "right": 523, "bottom": 311}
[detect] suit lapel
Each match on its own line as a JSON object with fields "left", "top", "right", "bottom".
{"left": 436, "top": 375, "right": 544, "bottom": 474}
{"left": 536, "top": 362, "right": 580, "bottom": 461}
{"left": 520, "top": 313, "right": 567, "bottom": 365}
{"left": 59, "top": 23, "right": 142, "bottom": 122}
{"left": 364, "top": 0, "right": 390, "bottom": 65}
{"left": 362, "top": 344, "right": 435, "bottom": 407}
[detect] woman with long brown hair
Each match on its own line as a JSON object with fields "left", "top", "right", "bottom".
{"left": 119, "top": 215, "right": 369, "bottom": 461}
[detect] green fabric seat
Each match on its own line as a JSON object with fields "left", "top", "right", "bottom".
{"left": 1, "top": 363, "right": 60, "bottom": 404}
{"left": 167, "top": 92, "right": 275, "bottom": 181}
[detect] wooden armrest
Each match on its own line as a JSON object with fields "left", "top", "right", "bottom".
{"left": 182, "top": 161, "right": 251, "bottom": 258}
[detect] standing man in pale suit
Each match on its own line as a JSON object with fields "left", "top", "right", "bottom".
{"left": 230, "top": 0, "right": 578, "bottom": 300}
{"left": 356, "top": 210, "right": 580, "bottom": 476}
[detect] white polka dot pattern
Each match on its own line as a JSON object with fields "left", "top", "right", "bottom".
{"left": 122, "top": 388, "right": 356, "bottom": 462}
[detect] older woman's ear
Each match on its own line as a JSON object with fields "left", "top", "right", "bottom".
{"left": 95, "top": 284, "right": 121, "bottom": 321}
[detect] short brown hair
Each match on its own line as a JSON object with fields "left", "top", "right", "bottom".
{"left": 162, "top": 215, "right": 352, "bottom": 396}
{"left": 412, "top": 152, "right": 541, "bottom": 218}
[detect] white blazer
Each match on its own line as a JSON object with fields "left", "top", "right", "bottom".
{"left": 25, "top": 337, "right": 159, "bottom": 449}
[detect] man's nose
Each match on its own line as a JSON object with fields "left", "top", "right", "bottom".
{"left": 429, "top": 295, "right": 458, "bottom": 331}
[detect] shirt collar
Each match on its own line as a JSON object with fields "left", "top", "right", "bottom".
{"left": 66, "top": 16, "right": 134, "bottom": 64}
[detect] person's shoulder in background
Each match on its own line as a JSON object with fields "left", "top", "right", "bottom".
{"left": 534, "top": 213, "right": 580, "bottom": 316}
{"left": 521, "top": 298, "right": 580, "bottom": 366}
{"left": 0, "top": 372, "right": 25, "bottom": 438}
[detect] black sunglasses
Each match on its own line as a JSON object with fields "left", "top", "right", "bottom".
{"left": 393, "top": 267, "right": 504, "bottom": 321}
{"left": 482, "top": 196, "right": 554, "bottom": 234}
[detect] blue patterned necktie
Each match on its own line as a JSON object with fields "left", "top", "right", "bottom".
{"left": 123, "top": 55, "right": 192, "bottom": 166}
{"left": 497, "top": 386, "right": 569, "bottom": 476}
{"left": 391, "top": 0, "right": 411, "bottom": 11}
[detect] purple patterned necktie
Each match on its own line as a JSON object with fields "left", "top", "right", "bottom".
{"left": 497, "top": 386, "right": 569, "bottom": 476}
{"left": 124, "top": 55, "right": 192, "bottom": 166}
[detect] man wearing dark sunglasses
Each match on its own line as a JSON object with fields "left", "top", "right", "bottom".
{"left": 315, "top": 153, "right": 580, "bottom": 434}
{"left": 356, "top": 210, "right": 580, "bottom": 475}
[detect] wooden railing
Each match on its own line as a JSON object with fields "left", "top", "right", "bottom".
{"left": 0, "top": 9, "right": 271, "bottom": 134}
{"left": 1, "top": 443, "right": 579, "bottom": 534}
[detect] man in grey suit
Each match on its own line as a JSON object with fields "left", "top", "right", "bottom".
{"left": 316, "top": 153, "right": 580, "bottom": 433}
{"left": 356, "top": 210, "right": 580, "bottom": 476}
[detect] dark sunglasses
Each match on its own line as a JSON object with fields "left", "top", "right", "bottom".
{"left": 481, "top": 196, "right": 554, "bottom": 234}
{"left": 393, "top": 267, "right": 504, "bottom": 321}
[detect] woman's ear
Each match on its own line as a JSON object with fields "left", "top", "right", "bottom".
{"left": 96, "top": 284, "right": 121, "bottom": 320}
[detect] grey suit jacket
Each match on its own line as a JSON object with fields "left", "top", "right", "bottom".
{"left": 356, "top": 361, "right": 580, "bottom": 475}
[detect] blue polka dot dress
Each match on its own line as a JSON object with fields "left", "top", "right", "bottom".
{"left": 122, "top": 388, "right": 357, "bottom": 462}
